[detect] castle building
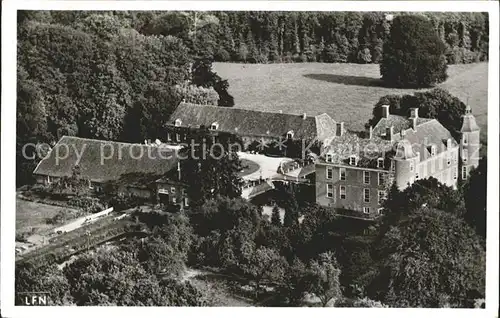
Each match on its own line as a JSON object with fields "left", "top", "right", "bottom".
{"left": 315, "top": 105, "right": 480, "bottom": 218}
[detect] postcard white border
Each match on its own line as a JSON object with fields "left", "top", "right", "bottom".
{"left": 2, "top": 1, "right": 499, "bottom": 318}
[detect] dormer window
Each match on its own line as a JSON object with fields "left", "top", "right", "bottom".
{"left": 446, "top": 138, "right": 452, "bottom": 149}
{"left": 463, "top": 134, "right": 468, "bottom": 145}
{"left": 325, "top": 154, "right": 333, "bottom": 163}
{"left": 377, "top": 158, "right": 384, "bottom": 169}
{"left": 349, "top": 155, "right": 357, "bottom": 166}
{"left": 430, "top": 145, "right": 437, "bottom": 157}
{"left": 175, "top": 119, "right": 182, "bottom": 127}
{"left": 211, "top": 122, "right": 219, "bottom": 130}
{"left": 287, "top": 130, "right": 294, "bottom": 139}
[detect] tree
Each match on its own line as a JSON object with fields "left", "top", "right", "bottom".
{"left": 371, "top": 207, "right": 485, "bottom": 307}
{"left": 380, "top": 14, "right": 447, "bottom": 87}
{"left": 463, "top": 157, "right": 487, "bottom": 241}
{"left": 180, "top": 129, "right": 243, "bottom": 207}
{"left": 50, "top": 165, "right": 91, "bottom": 197}
{"left": 271, "top": 204, "right": 281, "bottom": 226}
{"left": 243, "top": 246, "right": 287, "bottom": 299}
{"left": 191, "top": 58, "right": 235, "bottom": 107}
{"left": 16, "top": 260, "right": 73, "bottom": 305}
{"left": 367, "top": 88, "right": 467, "bottom": 140}
{"left": 282, "top": 186, "right": 300, "bottom": 227}
{"left": 305, "top": 252, "right": 342, "bottom": 307}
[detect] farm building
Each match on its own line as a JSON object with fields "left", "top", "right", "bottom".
{"left": 33, "top": 136, "right": 188, "bottom": 209}
{"left": 165, "top": 102, "right": 338, "bottom": 149}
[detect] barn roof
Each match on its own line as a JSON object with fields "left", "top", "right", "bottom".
{"left": 168, "top": 102, "right": 337, "bottom": 141}
{"left": 33, "top": 136, "right": 180, "bottom": 185}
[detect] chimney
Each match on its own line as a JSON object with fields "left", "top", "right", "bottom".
{"left": 302, "top": 113, "right": 307, "bottom": 120}
{"left": 411, "top": 117, "right": 417, "bottom": 130}
{"left": 386, "top": 126, "right": 393, "bottom": 141}
{"left": 336, "top": 122, "right": 345, "bottom": 137}
{"left": 382, "top": 105, "right": 390, "bottom": 118}
{"left": 410, "top": 107, "right": 419, "bottom": 119}
{"left": 368, "top": 126, "right": 373, "bottom": 139}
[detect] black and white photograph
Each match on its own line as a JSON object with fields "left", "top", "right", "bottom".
{"left": 1, "top": 1, "right": 499, "bottom": 317}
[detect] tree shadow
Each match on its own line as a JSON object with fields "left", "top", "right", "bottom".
{"left": 303, "top": 73, "right": 385, "bottom": 87}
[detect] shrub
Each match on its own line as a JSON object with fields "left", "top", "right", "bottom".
{"left": 67, "top": 196, "right": 105, "bottom": 213}
{"left": 215, "top": 48, "right": 231, "bottom": 62}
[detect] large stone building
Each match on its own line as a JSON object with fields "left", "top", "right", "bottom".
{"left": 166, "top": 102, "right": 338, "bottom": 150}
{"left": 315, "top": 105, "right": 480, "bottom": 218}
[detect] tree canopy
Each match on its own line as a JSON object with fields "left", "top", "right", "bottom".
{"left": 380, "top": 14, "right": 448, "bottom": 87}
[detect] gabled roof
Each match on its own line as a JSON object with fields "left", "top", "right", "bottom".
{"left": 393, "top": 119, "right": 458, "bottom": 161}
{"left": 33, "top": 136, "right": 180, "bottom": 185}
{"left": 168, "top": 102, "right": 336, "bottom": 141}
{"left": 372, "top": 114, "right": 432, "bottom": 137}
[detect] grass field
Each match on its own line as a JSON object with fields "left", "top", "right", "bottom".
{"left": 16, "top": 199, "right": 80, "bottom": 237}
{"left": 214, "top": 62, "right": 488, "bottom": 141}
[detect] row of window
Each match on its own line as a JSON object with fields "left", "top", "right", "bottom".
{"left": 326, "top": 168, "right": 385, "bottom": 185}
{"left": 325, "top": 155, "right": 385, "bottom": 168}
{"left": 326, "top": 184, "right": 386, "bottom": 204}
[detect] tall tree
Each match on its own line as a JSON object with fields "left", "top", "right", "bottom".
{"left": 381, "top": 14, "right": 447, "bottom": 87}
{"left": 462, "top": 157, "right": 487, "bottom": 241}
{"left": 305, "top": 252, "right": 342, "bottom": 307}
{"left": 371, "top": 207, "right": 485, "bottom": 307}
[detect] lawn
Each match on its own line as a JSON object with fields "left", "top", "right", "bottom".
{"left": 16, "top": 198, "right": 80, "bottom": 237}
{"left": 214, "top": 62, "right": 488, "bottom": 142}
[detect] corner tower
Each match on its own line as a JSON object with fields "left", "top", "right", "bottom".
{"left": 459, "top": 105, "right": 480, "bottom": 179}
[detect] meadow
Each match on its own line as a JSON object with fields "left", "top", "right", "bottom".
{"left": 214, "top": 62, "right": 488, "bottom": 141}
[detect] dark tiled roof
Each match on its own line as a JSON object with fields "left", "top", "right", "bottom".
{"left": 321, "top": 131, "right": 394, "bottom": 169}
{"left": 460, "top": 114, "right": 480, "bottom": 133}
{"left": 34, "top": 136, "right": 180, "bottom": 184}
{"left": 169, "top": 102, "right": 336, "bottom": 141}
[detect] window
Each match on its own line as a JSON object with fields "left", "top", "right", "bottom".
{"left": 363, "top": 171, "right": 370, "bottom": 184}
{"left": 431, "top": 145, "right": 436, "bottom": 157}
{"left": 363, "top": 207, "right": 370, "bottom": 214}
{"left": 47, "top": 175, "right": 52, "bottom": 184}
{"left": 410, "top": 160, "right": 415, "bottom": 172}
{"left": 175, "top": 118, "right": 182, "bottom": 127}
{"left": 176, "top": 133, "right": 181, "bottom": 142}
{"left": 167, "top": 132, "right": 172, "bottom": 141}
{"left": 327, "top": 184, "right": 334, "bottom": 198}
{"left": 340, "top": 186, "right": 346, "bottom": 199}
{"left": 211, "top": 122, "right": 219, "bottom": 130}
{"left": 453, "top": 152, "right": 458, "bottom": 164}
{"left": 364, "top": 188, "right": 370, "bottom": 203}
{"left": 172, "top": 197, "right": 177, "bottom": 204}
{"left": 171, "top": 187, "right": 176, "bottom": 193}
{"left": 377, "top": 158, "right": 384, "bottom": 168}
{"left": 326, "top": 154, "right": 333, "bottom": 163}
{"left": 463, "top": 134, "right": 468, "bottom": 145}
{"left": 462, "top": 166, "right": 467, "bottom": 179}
{"left": 340, "top": 168, "right": 346, "bottom": 181}
{"left": 415, "top": 170, "right": 419, "bottom": 180}
{"left": 447, "top": 154, "right": 451, "bottom": 166}
{"left": 378, "top": 190, "right": 385, "bottom": 205}
{"left": 391, "top": 161, "right": 396, "bottom": 172}
{"left": 378, "top": 173, "right": 384, "bottom": 186}
{"left": 184, "top": 197, "right": 189, "bottom": 207}
{"left": 326, "top": 168, "right": 333, "bottom": 180}
{"left": 349, "top": 156, "right": 357, "bottom": 166}
{"left": 287, "top": 130, "right": 294, "bottom": 139}
{"left": 462, "top": 149, "right": 468, "bottom": 163}
{"left": 453, "top": 168, "right": 458, "bottom": 180}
